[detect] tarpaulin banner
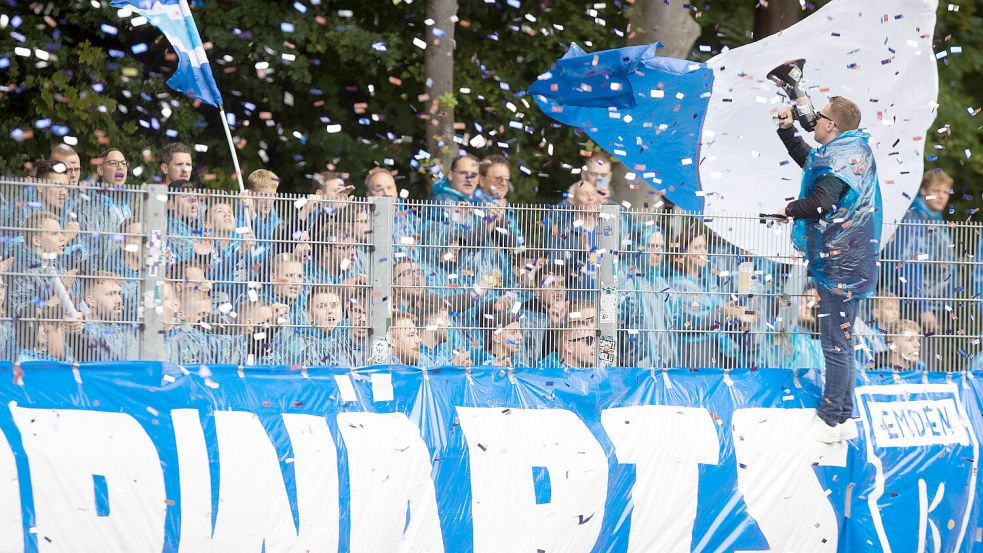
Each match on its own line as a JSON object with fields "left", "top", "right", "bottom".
{"left": 0, "top": 362, "right": 979, "bottom": 552}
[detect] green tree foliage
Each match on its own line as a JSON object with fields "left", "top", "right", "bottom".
{"left": 0, "top": 0, "right": 978, "bottom": 216}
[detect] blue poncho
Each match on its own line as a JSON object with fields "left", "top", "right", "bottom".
{"left": 791, "top": 129, "right": 882, "bottom": 298}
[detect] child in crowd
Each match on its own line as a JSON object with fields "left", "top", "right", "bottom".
{"left": 417, "top": 296, "right": 471, "bottom": 366}
{"left": 80, "top": 271, "right": 137, "bottom": 360}
{"left": 390, "top": 311, "right": 422, "bottom": 365}
{"left": 854, "top": 291, "right": 900, "bottom": 369}
{"left": 876, "top": 319, "right": 926, "bottom": 371}
{"left": 15, "top": 303, "right": 76, "bottom": 362}
{"left": 474, "top": 309, "right": 524, "bottom": 368}
{"left": 242, "top": 169, "right": 283, "bottom": 242}
{"left": 281, "top": 286, "right": 346, "bottom": 366}
{"left": 263, "top": 252, "right": 308, "bottom": 325}
{"left": 231, "top": 299, "right": 282, "bottom": 366}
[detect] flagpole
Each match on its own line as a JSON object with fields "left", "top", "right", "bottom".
{"left": 218, "top": 105, "right": 254, "bottom": 230}
{"left": 218, "top": 105, "right": 245, "bottom": 194}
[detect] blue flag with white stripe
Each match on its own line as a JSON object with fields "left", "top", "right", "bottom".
{"left": 531, "top": 0, "right": 939, "bottom": 260}
{"left": 111, "top": 0, "right": 222, "bottom": 107}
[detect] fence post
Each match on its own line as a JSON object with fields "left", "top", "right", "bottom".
{"left": 597, "top": 204, "right": 621, "bottom": 368}
{"left": 368, "top": 196, "right": 395, "bottom": 363}
{"left": 140, "top": 184, "right": 168, "bottom": 360}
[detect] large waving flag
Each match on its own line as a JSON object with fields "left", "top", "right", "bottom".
{"left": 111, "top": 0, "right": 222, "bottom": 107}
{"left": 531, "top": 0, "right": 939, "bottom": 259}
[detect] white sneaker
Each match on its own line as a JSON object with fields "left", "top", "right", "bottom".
{"left": 838, "top": 419, "right": 859, "bottom": 441}
{"left": 811, "top": 417, "right": 842, "bottom": 444}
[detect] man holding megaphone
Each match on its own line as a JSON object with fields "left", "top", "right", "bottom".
{"left": 769, "top": 60, "right": 883, "bottom": 444}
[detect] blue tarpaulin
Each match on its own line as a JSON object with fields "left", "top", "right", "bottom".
{"left": 0, "top": 362, "right": 979, "bottom": 552}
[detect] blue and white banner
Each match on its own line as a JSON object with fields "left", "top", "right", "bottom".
{"left": 531, "top": 0, "right": 939, "bottom": 259}
{"left": 0, "top": 362, "right": 979, "bottom": 552}
{"left": 110, "top": 0, "right": 223, "bottom": 107}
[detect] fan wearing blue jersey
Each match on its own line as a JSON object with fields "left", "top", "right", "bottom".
{"left": 77, "top": 149, "right": 132, "bottom": 260}
{"left": 9, "top": 211, "right": 81, "bottom": 318}
{"left": 165, "top": 179, "right": 206, "bottom": 264}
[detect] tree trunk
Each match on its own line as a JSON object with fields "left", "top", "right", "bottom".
{"left": 753, "top": 0, "right": 802, "bottom": 40}
{"left": 611, "top": 0, "right": 701, "bottom": 208}
{"left": 424, "top": 0, "right": 458, "bottom": 192}
{"left": 625, "top": 0, "right": 701, "bottom": 57}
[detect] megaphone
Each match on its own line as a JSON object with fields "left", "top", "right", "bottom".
{"left": 767, "top": 59, "right": 818, "bottom": 131}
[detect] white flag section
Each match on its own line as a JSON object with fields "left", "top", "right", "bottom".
{"left": 699, "top": 0, "right": 938, "bottom": 260}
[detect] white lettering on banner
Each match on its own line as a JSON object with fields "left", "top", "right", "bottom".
{"left": 867, "top": 399, "right": 970, "bottom": 448}
{"left": 456, "top": 407, "right": 609, "bottom": 553}
{"left": 10, "top": 406, "right": 166, "bottom": 553}
{"left": 731, "top": 408, "right": 846, "bottom": 552}
{"left": 0, "top": 425, "right": 23, "bottom": 553}
{"left": 855, "top": 384, "right": 980, "bottom": 553}
{"left": 600, "top": 406, "right": 719, "bottom": 553}
{"left": 175, "top": 411, "right": 339, "bottom": 553}
{"left": 337, "top": 412, "right": 445, "bottom": 553}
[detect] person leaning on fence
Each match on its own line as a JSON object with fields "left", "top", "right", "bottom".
{"left": 774, "top": 96, "right": 881, "bottom": 444}
{"left": 667, "top": 225, "right": 731, "bottom": 368}
{"left": 517, "top": 256, "right": 568, "bottom": 368}
{"left": 14, "top": 303, "right": 76, "bottom": 362}
{"left": 875, "top": 319, "right": 925, "bottom": 371}
{"left": 79, "top": 270, "right": 137, "bottom": 361}
{"left": 882, "top": 169, "right": 958, "bottom": 339}
{"left": 619, "top": 224, "right": 675, "bottom": 368}
{"left": 9, "top": 210, "right": 81, "bottom": 318}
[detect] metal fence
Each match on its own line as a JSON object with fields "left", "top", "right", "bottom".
{"left": 1, "top": 178, "right": 980, "bottom": 372}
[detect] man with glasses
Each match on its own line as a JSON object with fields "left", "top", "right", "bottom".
{"left": 557, "top": 300, "right": 600, "bottom": 369}
{"left": 50, "top": 145, "right": 82, "bottom": 187}
{"left": 77, "top": 148, "right": 133, "bottom": 260}
{"left": 773, "top": 96, "right": 882, "bottom": 444}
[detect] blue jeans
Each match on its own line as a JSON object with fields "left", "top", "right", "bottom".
{"left": 817, "top": 287, "right": 859, "bottom": 426}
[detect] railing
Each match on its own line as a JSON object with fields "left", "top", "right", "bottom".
{"left": 2, "top": 178, "right": 980, "bottom": 372}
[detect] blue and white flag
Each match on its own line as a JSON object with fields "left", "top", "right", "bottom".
{"left": 111, "top": 0, "right": 223, "bottom": 107}
{"left": 531, "top": 0, "right": 939, "bottom": 259}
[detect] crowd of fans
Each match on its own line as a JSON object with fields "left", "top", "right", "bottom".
{"left": 1, "top": 142, "right": 979, "bottom": 372}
